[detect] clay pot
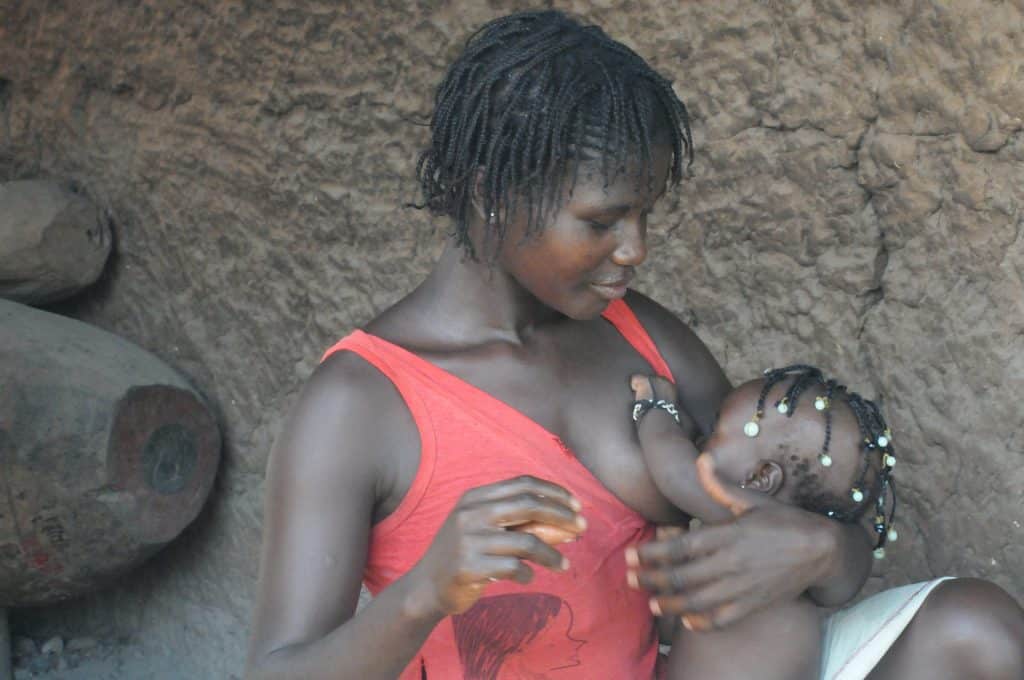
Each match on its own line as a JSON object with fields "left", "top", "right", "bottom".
{"left": 0, "top": 301, "right": 220, "bottom": 606}
{"left": 0, "top": 180, "right": 111, "bottom": 305}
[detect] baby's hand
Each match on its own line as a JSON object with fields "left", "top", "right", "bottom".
{"left": 630, "top": 373, "right": 698, "bottom": 437}
{"left": 630, "top": 373, "right": 678, "bottom": 405}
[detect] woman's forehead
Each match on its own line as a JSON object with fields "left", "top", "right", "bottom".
{"left": 567, "top": 148, "right": 673, "bottom": 206}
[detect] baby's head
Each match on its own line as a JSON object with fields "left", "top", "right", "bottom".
{"left": 703, "top": 365, "right": 897, "bottom": 557}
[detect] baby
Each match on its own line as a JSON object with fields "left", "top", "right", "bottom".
{"left": 629, "top": 365, "right": 897, "bottom": 680}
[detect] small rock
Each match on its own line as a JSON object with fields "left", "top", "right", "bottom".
{"left": 12, "top": 636, "right": 38, "bottom": 657}
{"left": 29, "top": 653, "right": 55, "bottom": 673}
{"left": 67, "top": 636, "right": 99, "bottom": 652}
{"left": 41, "top": 635, "right": 64, "bottom": 655}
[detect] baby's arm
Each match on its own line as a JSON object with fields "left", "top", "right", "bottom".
{"left": 632, "top": 375, "right": 734, "bottom": 524}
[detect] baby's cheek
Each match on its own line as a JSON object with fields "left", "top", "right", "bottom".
{"left": 707, "top": 447, "right": 749, "bottom": 486}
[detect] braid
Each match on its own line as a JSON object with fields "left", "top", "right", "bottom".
{"left": 413, "top": 10, "right": 693, "bottom": 261}
{"left": 751, "top": 366, "right": 898, "bottom": 557}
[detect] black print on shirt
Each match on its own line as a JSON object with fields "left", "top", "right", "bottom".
{"left": 451, "top": 593, "right": 586, "bottom": 679}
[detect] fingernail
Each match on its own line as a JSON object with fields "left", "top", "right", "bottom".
{"left": 575, "top": 515, "right": 587, "bottom": 530}
{"left": 569, "top": 497, "right": 582, "bottom": 512}
{"left": 649, "top": 598, "right": 662, "bottom": 616}
{"left": 625, "top": 547, "right": 639, "bottom": 567}
{"left": 681, "top": 616, "right": 693, "bottom": 631}
{"left": 627, "top": 570, "right": 639, "bottom": 589}
{"left": 561, "top": 557, "right": 570, "bottom": 571}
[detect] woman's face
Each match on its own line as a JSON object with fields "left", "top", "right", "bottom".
{"left": 495, "top": 144, "right": 673, "bottom": 320}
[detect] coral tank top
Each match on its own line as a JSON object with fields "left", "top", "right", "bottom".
{"left": 321, "top": 299, "right": 675, "bottom": 679}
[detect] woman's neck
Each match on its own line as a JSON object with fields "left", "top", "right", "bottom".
{"left": 407, "top": 241, "right": 564, "bottom": 346}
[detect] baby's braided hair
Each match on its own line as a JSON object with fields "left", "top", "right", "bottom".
{"left": 750, "top": 365, "right": 898, "bottom": 558}
{"left": 415, "top": 10, "right": 693, "bottom": 261}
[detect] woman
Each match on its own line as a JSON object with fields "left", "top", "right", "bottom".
{"left": 246, "top": 11, "right": 1024, "bottom": 679}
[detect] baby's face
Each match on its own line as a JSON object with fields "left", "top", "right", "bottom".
{"left": 700, "top": 379, "right": 863, "bottom": 498}
{"left": 699, "top": 382, "right": 769, "bottom": 487}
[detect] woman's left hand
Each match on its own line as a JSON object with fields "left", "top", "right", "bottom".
{"left": 628, "top": 455, "right": 837, "bottom": 631}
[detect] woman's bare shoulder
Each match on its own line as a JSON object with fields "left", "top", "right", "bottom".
{"left": 274, "top": 345, "right": 418, "bottom": 496}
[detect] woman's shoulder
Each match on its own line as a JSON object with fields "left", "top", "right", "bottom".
{"left": 622, "top": 289, "right": 705, "bottom": 358}
{"left": 306, "top": 344, "right": 414, "bottom": 429}
{"left": 623, "top": 289, "right": 732, "bottom": 427}
{"left": 275, "top": 345, "right": 419, "bottom": 510}
{"left": 278, "top": 341, "right": 414, "bottom": 467}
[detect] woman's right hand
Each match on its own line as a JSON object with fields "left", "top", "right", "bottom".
{"left": 407, "top": 475, "right": 587, "bottom": 616}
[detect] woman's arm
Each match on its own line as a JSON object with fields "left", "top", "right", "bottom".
{"left": 246, "top": 352, "right": 586, "bottom": 679}
{"left": 245, "top": 352, "right": 443, "bottom": 679}
{"left": 625, "top": 291, "right": 871, "bottom": 613}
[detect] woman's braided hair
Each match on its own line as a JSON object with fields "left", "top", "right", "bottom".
{"left": 415, "top": 10, "right": 693, "bottom": 261}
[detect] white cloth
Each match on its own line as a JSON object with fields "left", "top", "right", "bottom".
{"left": 820, "top": 577, "right": 954, "bottom": 680}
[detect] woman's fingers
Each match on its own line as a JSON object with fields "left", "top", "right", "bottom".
{"left": 423, "top": 477, "right": 586, "bottom": 616}
{"left": 512, "top": 521, "right": 580, "bottom": 545}
{"left": 632, "top": 523, "right": 736, "bottom": 568}
{"left": 479, "top": 529, "right": 570, "bottom": 572}
{"left": 455, "top": 476, "right": 587, "bottom": 537}
{"left": 632, "top": 551, "right": 735, "bottom": 594}
{"left": 460, "top": 475, "right": 582, "bottom": 513}
{"left": 459, "top": 554, "right": 536, "bottom": 585}
{"left": 480, "top": 492, "right": 587, "bottom": 535}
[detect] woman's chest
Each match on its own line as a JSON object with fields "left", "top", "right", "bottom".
{"left": 426, "top": 327, "right": 686, "bottom": 524}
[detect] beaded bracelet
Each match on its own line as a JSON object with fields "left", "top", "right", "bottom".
{"left": 632, "top": 399, "right": 681, "bottom": 425}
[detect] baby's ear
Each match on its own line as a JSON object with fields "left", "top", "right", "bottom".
{"left": 743, "top": 460, "right": 785, "bottom": 496}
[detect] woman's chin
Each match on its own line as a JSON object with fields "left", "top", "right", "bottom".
{"left": 562, "top": 300, "right": 612, "bottom": 321}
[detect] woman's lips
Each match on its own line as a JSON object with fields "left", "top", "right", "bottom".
{"left": 589, "top": 280, "right": 630, "bottom": 300}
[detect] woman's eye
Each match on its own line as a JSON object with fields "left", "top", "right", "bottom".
{"left": 586, "top": 219, "right": 613, "bottom": 231}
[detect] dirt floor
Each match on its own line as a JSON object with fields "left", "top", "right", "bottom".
{"left": 10, "top": 635, "right": 235, "bottom": 679}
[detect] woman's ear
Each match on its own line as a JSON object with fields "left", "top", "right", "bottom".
{"left": 471, "top": 167, "right": 488, "bottom": 221}
{"left": 742, "top": 460, "right": 785, "bottom": 496}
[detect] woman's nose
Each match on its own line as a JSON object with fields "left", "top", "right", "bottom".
{"left": 611, "top": 219, "right": 647, "bottom": 266}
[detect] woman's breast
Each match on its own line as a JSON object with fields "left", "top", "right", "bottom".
{"left": 559, "top": 359, "right": 692, "bottom": 525}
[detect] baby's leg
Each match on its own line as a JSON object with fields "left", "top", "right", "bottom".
{"left": 665, "top": 596, "right": 822, "bottom": 680}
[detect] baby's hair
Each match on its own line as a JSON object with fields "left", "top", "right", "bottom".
{"left": 752, "top": 365, "right": 898, "bottom": 558}
{"left": 414, "top": 10, "right": 693, "bottom": 261}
